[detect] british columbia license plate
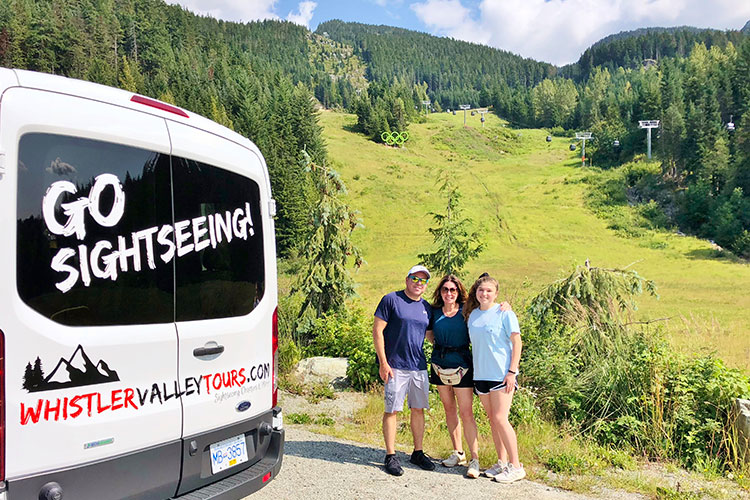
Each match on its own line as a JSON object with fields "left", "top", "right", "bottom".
{"left": 209, "top": 434, "right": 248, "bottom": 474}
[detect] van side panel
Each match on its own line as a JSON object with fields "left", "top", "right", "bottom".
{"left": 1, "top": 88, "right": 182, "bottom": 485}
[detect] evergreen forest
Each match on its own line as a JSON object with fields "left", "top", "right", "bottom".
{"left": 2, "top": 0, "right": 750, "bottom": 258}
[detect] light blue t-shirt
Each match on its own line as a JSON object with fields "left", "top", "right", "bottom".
{"left": 468, "top": 304, "right": 520, "bottom": 381}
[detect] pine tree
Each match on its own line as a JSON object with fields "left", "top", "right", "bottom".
{"left": 22, "top": 362, "right": 34, "bottom": 391}
{"left": 418, "top": 176, "right": 484, "bottom": 278}
{"left": 293, "top": 151, "right": 363, "bottom": 318}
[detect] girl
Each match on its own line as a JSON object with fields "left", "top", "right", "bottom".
{"left": 464, "top": 273, "right": 525, "bottom": 483}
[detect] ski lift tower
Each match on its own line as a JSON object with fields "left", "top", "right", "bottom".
{"left": 575, "top": 131, "right": 592, "bottom": 167}
{"left": 459, "top": 104, "right": 471, "bottom": 126}
{"left": 478, "top": 108, "right": 488, "bottom": 127}
{"left": 421, "top": 100, "right": 431, "bottom": 115}
{"left": 638, "top": 120, "right": 659, "bottom": 160}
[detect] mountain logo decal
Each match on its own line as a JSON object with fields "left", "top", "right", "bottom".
{"left": 22, "top": 345, "right": 120, "bottom": 393}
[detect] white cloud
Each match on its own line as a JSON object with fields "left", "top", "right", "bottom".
{"left": 169, "top": 0, "right": 279, "bottom": 23}
{"left": 411, "top": 0, "right": 750, "bottom": 65}
{"left": 411, "top": 0, "right": 489, "bottom": 43}
{"left": 287, "top": 1, "right": 317, "bottom": 27}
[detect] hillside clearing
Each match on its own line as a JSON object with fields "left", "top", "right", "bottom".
{"left": 318, "top": 110, "right": 750, "bottom": 370}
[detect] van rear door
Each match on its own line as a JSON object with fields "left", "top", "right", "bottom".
{"left": 165, "top": 121, "right": 274, "bottom": 493}
{"left": 2, "top": 86, "right": 182, "bottom": 498}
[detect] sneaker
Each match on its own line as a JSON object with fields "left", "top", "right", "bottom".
{"left": 409, "top": 450, "right": 436, "bottom": 471}
{"left": 441, "top": 450, "right": 467, "bottom": 467}
{"left": 384, "top": 454, "right": 404, "bottom": 476}
{"left": 482, "top": 460, "right": 507, "bottom": 478}
{"left": 466, "top": 458, "right": 480, "bottom": 479}
{"left": 494, "top": 463, "right": 526, "bottom": 483}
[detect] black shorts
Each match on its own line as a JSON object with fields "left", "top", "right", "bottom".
{"left": 473, "top": 379, "right": 519, "bottom": 395}
{"left": 429, "top": 364, "right": 474, "bottom": 388}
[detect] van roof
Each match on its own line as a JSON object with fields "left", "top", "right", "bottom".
{"left": 0, "top": 68, "right": 264, "bottom": 161}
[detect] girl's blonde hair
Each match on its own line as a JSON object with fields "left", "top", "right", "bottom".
{"left": 463, "top": 273, "right": 499, "bottom": 321}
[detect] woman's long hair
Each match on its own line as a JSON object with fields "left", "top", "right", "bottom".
{"left": 430, "top": 274, "right": 468, "bottom": 309}
{"left": 463, "top": 273, "right": 499, "bottom": 321}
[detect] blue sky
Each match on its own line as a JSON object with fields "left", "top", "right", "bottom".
{"left": 170, "top": 1, "right": 750, "bottom": 66}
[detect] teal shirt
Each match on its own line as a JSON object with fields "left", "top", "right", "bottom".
{"left": 468, "top": 305, "right": 520, "bottom": 381}
{"left": 429, "top": 306, "right": 471, "bottom": 369}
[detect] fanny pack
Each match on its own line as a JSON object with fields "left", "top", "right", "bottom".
{"left": 432, "top": 363, "right": 467, "bottom": 385}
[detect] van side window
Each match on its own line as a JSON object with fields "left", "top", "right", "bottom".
{"left": 171, "top": 157, "right": 265, "bottom": 321}
{"left": 16, "top": 133, "right": 174, "bottom": 326}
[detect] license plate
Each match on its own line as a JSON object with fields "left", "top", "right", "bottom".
{"left": 209, "top": 434, "right": 248, "bottom": 474}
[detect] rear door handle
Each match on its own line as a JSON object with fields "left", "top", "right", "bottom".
{"left": 193, "top": 343, "right": 224, "bottom": 357}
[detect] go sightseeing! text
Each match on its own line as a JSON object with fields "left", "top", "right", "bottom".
{"left": 42, "top": 174, "right": 256, "bottom": 293}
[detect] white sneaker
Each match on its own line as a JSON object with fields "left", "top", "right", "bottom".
{"left": 466, "top": 458, "right": 480, "bottom": 478}
{"left": 441, "top": 450, "right": 467, "bottom": 467}
{"left": 494, "top": 463, "right": 526, "bottom": 483}
{"left": 482, "top": 460, "right": 506, "bottom": 478}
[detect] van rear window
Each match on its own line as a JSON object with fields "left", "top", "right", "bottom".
{"left": 172, "top": 157, "right": 265, "bottom": 322}
{"left": 16, "top": 133, "right": 265, "bottom": 326}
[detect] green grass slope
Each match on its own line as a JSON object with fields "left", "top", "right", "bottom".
{"left": 319, "top": 110, "right": 750, "bottom": 371}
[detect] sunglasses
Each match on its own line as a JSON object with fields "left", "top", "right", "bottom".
{"left": 408, "top": 275, "right": 429, "bottom": 285}
{"left": 441, "top": 286, "right": 458, "bottom": 294}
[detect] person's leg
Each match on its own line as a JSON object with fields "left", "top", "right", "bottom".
{"left": 410, "top": 407, "right": 425, "bottom": 450}
{"left": 454, "top": 387, "right": 478, "bottom": 460}
{"left": 407, "top": 370, "right": 435, "bottom": 471}
{"left": 486, "top": 389, "right": 519, "bottom": 466}
{"left": 383, "top": 412, "right": 398, "bottom": 454}
{"left": 478, "top": 391, "right": 508, "bottom": 463}
{"left": 407, "top": 369, "right": 430, "bottom": 450}
{"left": 437, "top": 385, "right": 462, "bottom": 453}
{"left": 383, "top": 369, "right": 408, "bottom": 455}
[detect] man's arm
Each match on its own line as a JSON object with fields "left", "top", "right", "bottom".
{"left": 373, "top": 316, "right": 393, "bottom": 383}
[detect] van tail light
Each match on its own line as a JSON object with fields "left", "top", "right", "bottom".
{"left": 271, "top": 308, "right": 278, "bottom": 408}
{"left": 0, "top": 329, "right": 5, "bottom": 481}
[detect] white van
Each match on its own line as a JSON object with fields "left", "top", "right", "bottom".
{"left": 0, "top": 68, "right": 283, "bottom": 499}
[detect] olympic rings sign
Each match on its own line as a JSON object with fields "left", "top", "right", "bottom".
{"left": 381, "top": 131, "right": 409, "bottom": 146}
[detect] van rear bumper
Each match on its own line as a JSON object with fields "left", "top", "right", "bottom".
{"left": 172, "top": 426, "right": 284, "bottom": 500}
{"left": 7, "top": 408, "right": 284, "bottom": 500}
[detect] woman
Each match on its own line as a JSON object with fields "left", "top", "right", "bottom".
{"left": 464, "top": 273, "right": 525, "bottom": 483}
{"left": 425, "top": 274, "right": 480, "bottom": 478}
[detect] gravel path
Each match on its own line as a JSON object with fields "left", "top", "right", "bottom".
{"left": 248, "top": 425, "right": 638, "bottom": 500}
{"left": 246, "top": 391, "right": 641, "bottom": 500}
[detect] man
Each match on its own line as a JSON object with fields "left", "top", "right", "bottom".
{"left": 373, "top": 265, "right": 436, "bottom": 476}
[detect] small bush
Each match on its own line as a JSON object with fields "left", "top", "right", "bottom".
{"left": 287, "top": 412, "right": 312, "bottom": 424}
{"left": 544, "top": 450, "right": 597, "bottom": 474}
{"left": 549, "top": 126, "right": 568, "bottom": 137}
{"left": 306, "top": 383, "right": 336, "bottom": 404}
{"left": 298, "top": 306, "right": 379, "bottom": 391}
{"left": 509, "top": 387, "right": 541, "bottom": 427}
{"left": 314, "top": 415, "right": 335, "bottom": 426}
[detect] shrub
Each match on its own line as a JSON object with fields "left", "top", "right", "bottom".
{"left": 298, "top": 305, "right": 379, "bottom": 391}
{"left": 287, "top": 412, "right": 312, "bottom": 424}
{"left": 523, "top": 264, "right": 750, "bottom": 471}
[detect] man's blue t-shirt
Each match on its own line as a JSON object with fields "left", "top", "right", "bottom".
{"left": 374, "top": 290, "right": 431, "bottom": 371}
{"left": 468, "top": 304, "right": 521, "bottom": 381}
{"left": 430, "top": 306, "right": 471, "bottom": 369}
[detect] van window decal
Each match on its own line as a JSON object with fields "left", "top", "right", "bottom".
{"left": 42, "top": 174, "right": 256, "bottom": 293}
{"left": 22, "top": 344, "right": 120, "bottom": 393}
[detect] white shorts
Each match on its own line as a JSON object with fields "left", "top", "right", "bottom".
{"left": 384, "top": 368, "right": 430, "bottom": 413}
